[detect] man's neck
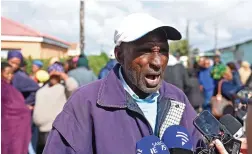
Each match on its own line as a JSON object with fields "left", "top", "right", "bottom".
{"left": 120, "top": 68, "right": 149, "bottom": 99}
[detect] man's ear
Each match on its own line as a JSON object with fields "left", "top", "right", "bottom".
{"left": 115, "top": 46, "right": 124, "bottom": 65}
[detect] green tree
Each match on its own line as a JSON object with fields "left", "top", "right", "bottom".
{"left": 169, "top": 39, "right": 189, "bottom": 56}
{"left": 88, "top": 52, "right": 109, "bottom": 75}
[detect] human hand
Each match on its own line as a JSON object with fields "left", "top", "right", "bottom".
{"left": 216, "top": 94, "right": 222, "bottom": 101}
{"left": 239, "top": 138, "right": 247, "bottom": 154}
{"left": 60, "top": 72, "right": 69, "bottom": 81}
{"left": 27, "top": 105, "right": 34, "bottom": 110}
{"left": 49, "top": 71, "right": 68, "bottom": 80}
{"left": 213, "top": 139, "right": 246, "bottom": 154}
{"left": 49, "top": 71, "right": 61, "bottom": 76}
{"left": 199, "top": 85, "right": 203, "bottom": 92}
{"left": 213, "top": 139, "right": 228, "bottom": 154}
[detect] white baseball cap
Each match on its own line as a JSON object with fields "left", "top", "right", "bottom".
{"left": 114, "top": 13, "right": 181, "bottom": 46}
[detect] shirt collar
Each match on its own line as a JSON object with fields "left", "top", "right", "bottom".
{"left": 118, "top": 67, "right": 159, "bottom": 103}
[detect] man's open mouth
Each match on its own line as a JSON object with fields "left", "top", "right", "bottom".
{"left": 144, "top": 74, "right": 161, "bottom": 87}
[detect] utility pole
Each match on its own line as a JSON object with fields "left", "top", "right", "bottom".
{"left": 80, "top": 0, "right": 85, "bottom": 54}
{"left": 186, "top": 20, "right": 191, "bottom": 66}
{"left": 214, "top": 22, "right": 218, "bottom": 53}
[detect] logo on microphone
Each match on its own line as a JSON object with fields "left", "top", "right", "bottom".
{"left": 176, "top": 131, "right": 189, "bottom": 146}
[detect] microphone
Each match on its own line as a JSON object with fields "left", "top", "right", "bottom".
{"left": 236, "top": 109, "right": 247, "bottom": 123}
{"left": 136, "top": 135, "right": 170, "bottom": 154}
{"left": 219, "top": 114, "right": 244, "bottom": 139}
{"left": 161, "top": 125, "right": 194, "bottom": 154}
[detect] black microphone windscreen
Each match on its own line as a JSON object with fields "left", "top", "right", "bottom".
{"left": 219, "top": 114, "right": 242, "bottom": 136}
{"left": 169, "top": 148, "right": 194, "bottom": 154}
{"left": 223, "top": 105, "right": 235, "bottom": 116}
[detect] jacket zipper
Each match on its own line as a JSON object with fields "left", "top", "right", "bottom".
{"left": 125, "top": 94, "right": 154, "bottom": 135}
{"left": 134, "top": 111, "right": 154, "bottom": 135}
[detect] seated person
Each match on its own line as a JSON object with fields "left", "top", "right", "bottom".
{"left": 221, "top": 67, "right": 246, "bottom": 104}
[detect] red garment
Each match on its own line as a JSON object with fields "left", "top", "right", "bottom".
{"left": 1, "top": 79, "right": 31, "bottom": 154}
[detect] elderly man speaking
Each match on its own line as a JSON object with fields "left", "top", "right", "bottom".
{"left": 43, "top": 13, "right": 201, "bottom": 154}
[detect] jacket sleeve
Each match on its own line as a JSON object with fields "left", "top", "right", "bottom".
{"left": 180, "top": 94, "right": 203, "bottom": 151}
{"left": 25, "top": 91, "right": 37, "bottom": 105}
{"left": 198, "top": 73, "right": 203, "bottom": 86}
{"left": 65, "top": 77, "right": 79, "bottom": 93}
{"left": 233, "top": 72, "right": 242, "bottom": 86}
{"left": 12, "top": 72, "right": 39, "bottom": 105}
{"left": 43, "top": 90, "right": 94, "bottom": 154}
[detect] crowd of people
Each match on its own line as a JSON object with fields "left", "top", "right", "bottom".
{"left": 164, "top": 54, "right": 252, "bottom": 117}
{"left": 1, "top": 51, "right": 98, "bottom": 154}
{"left": 1, "top": 12, "right": 252, "bottom": 154}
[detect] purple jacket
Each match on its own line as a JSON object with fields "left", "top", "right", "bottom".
{"left": 43, "top": 64, "right": 202, "bottom": 154}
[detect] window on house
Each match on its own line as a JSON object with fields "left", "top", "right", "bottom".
{"left": 1, "top": 50, "right": 9, "bottom": 59}
{"left": 1, "top": 49, "right": 21, "bottom": 59}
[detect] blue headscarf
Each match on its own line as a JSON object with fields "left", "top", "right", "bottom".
{"left": 32, "top": 60, "right": 43, "bottom": 68}
{"left": 7, "top": 50, "right": 23, "bottom": 61}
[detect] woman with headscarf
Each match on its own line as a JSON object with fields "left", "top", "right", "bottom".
{"left": 7, "top": 50, "right": 39, "bottom": 107}
{"left": 239, "top": 61, "right": 252, "bottom": 85}
{"left": 7, "top": 50, "right": 40, "bottom": 153}
{"left": 30, "top": 60, "right": 44, "bottom": 82}
{"left": 33, "top": 63, "right": 67, "bottom": 154}
{"left": 1, "top": 62, "right": 31, "bottom": 154}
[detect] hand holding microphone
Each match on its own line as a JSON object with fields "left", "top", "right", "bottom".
{"left": 219, "top": 114, "right": 247, "bottom": 153}
{"left": 212, "top": 139, "right": 228, "bottom": 154}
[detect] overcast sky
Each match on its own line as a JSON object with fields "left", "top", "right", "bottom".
{"left": 2, "top": 0, "right": 252, "bottom": 55}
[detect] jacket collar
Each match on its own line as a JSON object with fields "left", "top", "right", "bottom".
{"left": 97, "top": 63, "right": 178, "bottom": 108}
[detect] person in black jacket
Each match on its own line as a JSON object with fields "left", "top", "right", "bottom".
{"left": 164, "top": 54, "right": 191, "bottom": 92}
{"left": 186, "top": 68, "right": 204, "bottom": 112}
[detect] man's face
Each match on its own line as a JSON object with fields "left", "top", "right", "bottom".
{"left": 223, "top": 67, "right": 233, "bottom": 81}
{"left": 116, "top": 29, "right": 169, "bottom": 97}
{"left": 214, "top": 56, "right": 220, "bottom": 63}
{"left": 8, "top": 57, "right": 21, "bottom": 72}
{"left": 198, "top": 57, "right": 205, "bottom": 67}
{"left": 204, "top": 59, "right": 211, "bottom": 68}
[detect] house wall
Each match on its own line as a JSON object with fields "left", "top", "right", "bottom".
{"left": 40, "top": 43, "right": 68, "bottom": 59}
{"left": 220, "top": 48, "right": 235, "bottom": 64}
{"left": 1, "top": 41, "right": 41, "bottom": 58}
{"left": 238, "top": 41, "right": 252, "bottom": 63}
{"left": 1, "top": 41, "right": 68, "bottom": 59}
{"left": 220, "top": 41, "right": 252, "bottom": 64}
